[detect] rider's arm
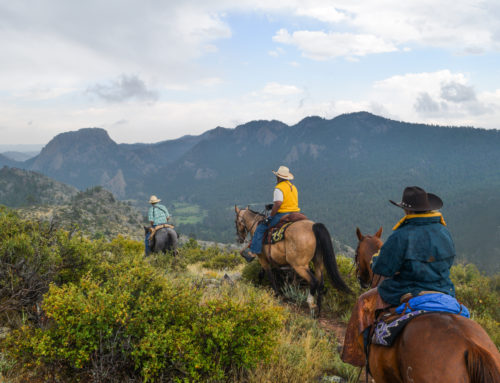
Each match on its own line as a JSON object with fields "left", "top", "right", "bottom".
{"left": 270, "top": 201, "right": 282, "bottom": 216}
{"left": 271, "top": 188, "right": 284, "bottom": 216}
{"left": 372, "top": 233, "right": 405, "bottom": 277}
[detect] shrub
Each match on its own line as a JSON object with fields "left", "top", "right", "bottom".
{"left": 3, "top": 255, "right": 285, "bottom": 382}
{"left": 0, "top": 207, "right": 98, "bottom": 327}
{"left": 323, "top": 255, "right": 361, "bottom": 321}
{"left": 202, "top": 251, "right": 243, "bottom": 270}
{"left": 248, "top": 312, "right": 359, "bottom": 383}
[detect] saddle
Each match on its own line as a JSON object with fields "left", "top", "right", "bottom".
{"left": 148, "top": 224, "right": 175, "bottom": 247}
{"left": 263, "top": 212, "right": 308, "bottom": 244}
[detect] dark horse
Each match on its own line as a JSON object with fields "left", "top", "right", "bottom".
{"left": 144, "top": 226, "right": 178, "bottom": 255}
{"left": 235, "top": 206, "right": 351, "bottom": 316}
{"left": 353, "top": 227, "right": 500, "bottom": 382}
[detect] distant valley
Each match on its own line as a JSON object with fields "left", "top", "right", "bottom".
{"left": 1, "top": 112, "right": 499, "bottom": 273}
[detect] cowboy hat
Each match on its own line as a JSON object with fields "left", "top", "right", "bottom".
{"left": 149, "top": 195, "right": 161, "bottom": 204}
{"left": 272, "top": 165, "right": 294, "bottom": 180}
{"left": 390, "top": 186, "right": 443, "bottom": 211}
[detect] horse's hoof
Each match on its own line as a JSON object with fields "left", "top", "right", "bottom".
{"left": 310, "top": 308, "right": 317, "bottom": 318}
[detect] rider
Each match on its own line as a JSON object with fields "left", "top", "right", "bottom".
{"left": 342, "top": 186, "right": 457, "bottom": 366}
{"left": 241, "top": 165, "right": 300, "bottom": 262}
{"left": 145, "top": 195, "right": 170, "bottom": 255}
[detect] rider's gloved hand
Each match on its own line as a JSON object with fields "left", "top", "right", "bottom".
{"left": 265, "top": 203, "right": 274, "bottom": 211}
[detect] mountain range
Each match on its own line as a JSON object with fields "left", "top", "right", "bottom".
{"left": 1, "top": 112, "right": 499, "bottom": 272}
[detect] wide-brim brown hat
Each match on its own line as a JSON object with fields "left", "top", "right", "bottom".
{"left": 390, "top": 186, "right": 443, "bottom": 211}
{"left": 272, "top": 165, "right": 294, "bottom": 180}
{"left": 149, "top": 195, "right": 161, "bottom": 204}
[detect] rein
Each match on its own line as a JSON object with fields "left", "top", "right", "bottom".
{"left": 235, "top": 208, "right": 265, "bottom": 243}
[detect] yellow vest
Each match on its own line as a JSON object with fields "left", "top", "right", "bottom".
{"left": 275, "top": 181, "right": 300, "bottom": 213}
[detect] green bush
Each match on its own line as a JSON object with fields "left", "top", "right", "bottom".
{"left": 202, "top": 251, "right": 243, "bottom": 270}
{"left": 0, "top": 207, "right": 97, "bottom": 327}
{"left": 4, "top": 255, "right": 285, "bottom": 382}
{"left": 451, "top": 263, "right": 500, "bottom": 345}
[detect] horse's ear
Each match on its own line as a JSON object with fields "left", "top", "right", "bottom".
{"left": 375, "top": 227, "right": 383, "bottom": 238}
{"left": 356, "top": 227, "right": 364, "bottom": 241}
{"left": 235, "top": 205, "right": 240, "bottom": 213}
{"left": 246, "top": 205, "right": 250, "bottom": 210}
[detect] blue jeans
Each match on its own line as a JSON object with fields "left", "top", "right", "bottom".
{"left": 250, "top": 213, "right": 289, "bottom": 254}
{"left": 145, "top": 224, "right": 157, "bottom": 255}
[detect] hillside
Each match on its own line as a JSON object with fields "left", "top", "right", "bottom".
{"left": 0, "top": 166, "right": 78, "bottom": 206}
{"left": 18, "top": 186, "right": 145, "bottom": 241}
{"left": 6, "top": 112, "right": 500, "bottom": 272}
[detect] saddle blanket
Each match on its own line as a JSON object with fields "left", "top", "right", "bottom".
{"left": 263, "top": 212, "right": 308, "bottom": 244}
{"left": 395, "top": 293, "right": 470, "bottom": 318}
{"left": 372, "top": 294, "right": 470, "bottom": 347}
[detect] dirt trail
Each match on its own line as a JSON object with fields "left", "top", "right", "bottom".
{"left": 316, "top": 314, "right": 375, "bottom": 383}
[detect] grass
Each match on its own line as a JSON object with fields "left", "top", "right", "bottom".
{"left": 171, "top": 201, "right": 208, "bottom": 225}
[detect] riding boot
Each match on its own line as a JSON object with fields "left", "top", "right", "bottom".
{"left": 240, "top": 248, "right": 256, "bottom": 263}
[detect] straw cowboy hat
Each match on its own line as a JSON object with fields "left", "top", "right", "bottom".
{"left": 390, "top": 186, "right": 443, "bottom": 211}
{"left": 149, "top": 195, "right": 161, "bottom": 204}
{"left": 272, "top": 166, "right": 294, "bottom": 180}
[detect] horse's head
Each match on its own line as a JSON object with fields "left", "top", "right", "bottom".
{"left": 234, "top": 205, "right": 248, "bottom": 244}
{"left": 234, "top": 205, "right": 264, "bottom": 244}
{"left": 355, "top": 227, "right": 383, "bottom": 289}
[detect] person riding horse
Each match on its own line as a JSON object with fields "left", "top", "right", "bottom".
{"left": 342, "top": 186, "right": 457, "bottom": 366}
{"left": 241, "top": 165, "right": 300, "bottom": 262}
{"left": 145, "top": 195, "right": 170, "bottom": 255}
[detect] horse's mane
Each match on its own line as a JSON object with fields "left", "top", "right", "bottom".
{"left": 246, "top": 208, "right": 265, "bottom": 217}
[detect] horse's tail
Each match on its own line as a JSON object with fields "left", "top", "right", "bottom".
{"left": 312, "top": 223, "right": 351, "bottom": 294}
{"left": 465, "top": 342, "right": 500, "bottom": 383}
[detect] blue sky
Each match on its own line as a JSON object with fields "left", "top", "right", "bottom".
{"left": 1, "top": 1, "right": 500, "bottom": 145}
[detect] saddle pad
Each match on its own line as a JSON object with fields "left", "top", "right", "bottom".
{"left": 395, "top": 293, "right": 470, "bottom": 318}
{"left": 372, "top": 310, "right": 427, "bottom": 346}
{"left": 264, "top": 222, "right": 293, "bottom": 244}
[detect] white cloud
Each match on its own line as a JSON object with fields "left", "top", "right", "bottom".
{"left": 266, "top": 1, "right": 500, "bottom": 59}
{"left": 295, "top": 6, "right": 346, "bottom": 23}
{"left": 261, "top": 82, "right": 302, "bottom": 96}
{"left": 273, "top": 29, "right": 397, "bottom": 60}
{"left": 199, "top": 77, "right": 224, "bottom": 87}
{"left": 368, "top": 70, "right": 498, "bottom": 126}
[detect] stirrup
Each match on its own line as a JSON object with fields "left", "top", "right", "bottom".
{"left": 240, "top": 249, "right": 256, "bottom": 263}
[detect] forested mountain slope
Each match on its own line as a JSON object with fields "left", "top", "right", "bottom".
{"left": 4, "top": 112, "right": 499, "bottom": 272}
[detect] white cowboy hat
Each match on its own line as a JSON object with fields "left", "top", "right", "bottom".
{"left": 149, "top": 195, "right": 161, "bottom": 204}
{"left": 272, "top": 166, "right": 294, "bottom": 180}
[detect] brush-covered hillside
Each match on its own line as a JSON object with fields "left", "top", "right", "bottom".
{"left": 0, "top": 167, "right": 145, "bottom": 240}
{"left": 0, "top": 207, "right": 498, "bottom": 383}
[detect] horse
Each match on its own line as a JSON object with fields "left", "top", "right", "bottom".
{"left": 353, "top": 227, "right": 500, "bottom": 382}
{"left": 144, "top": 226, "right": 178, "bottom": 255}
{"left": 234, "top": 206, "right": 351, "bottom": 316}
{"left": 355, "top": 227, "right": 383, "bottom": 289}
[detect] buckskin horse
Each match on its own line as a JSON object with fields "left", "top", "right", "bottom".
{"left": 234, "top": 206, "right": 351, "bottom": 316}
{"left": 353, "top": 227, "right": 500, "bottom": 382}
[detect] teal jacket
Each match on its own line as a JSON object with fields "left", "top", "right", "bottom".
{"left": 372, "top": 213, "right": 456, "bottom": 305}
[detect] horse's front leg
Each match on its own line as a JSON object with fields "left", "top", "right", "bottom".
{"left": 257, "top": 256, "right": 279, "bottom": 294}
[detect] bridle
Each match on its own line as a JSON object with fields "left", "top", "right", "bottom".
{"left": 354, "top": 236, "right": 382, "bottom": 288}
{"left": 235, "top": 209, "right": 265, "bottom": 244}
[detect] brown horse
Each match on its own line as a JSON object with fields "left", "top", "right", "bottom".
{"left": 353, "top": 228, "right": 500, "bottom": 382}
{"left": 234, "top": 206, "right": 351, "bottom": 316}
{"left": 355, "top": 227, "right": 383, "bottom": 288}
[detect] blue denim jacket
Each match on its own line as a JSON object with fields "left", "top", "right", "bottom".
{"left": 372, "top": 214, "right": 456, "bottom": 305}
